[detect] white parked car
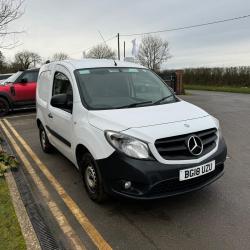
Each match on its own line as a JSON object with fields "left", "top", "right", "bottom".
{"left": 36, "top": 59, "right": 227, "bottom": 202}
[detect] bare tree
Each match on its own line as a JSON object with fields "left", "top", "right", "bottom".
{"left": 0, "top": 0, "right": 25, "bottom": 49}
{"left": 0, "top": 51, "right": 7, "bottom": 72}
{"left": 14, "top": 50, "right": 42, "bottom": 69}
{"left": 52, "top": 52, "right": 69, "bottom": 61}
{"left": 86, "top": 44, "right": 116, "bottom": 59}
{"left": 137, "top": 35, "right": 171, "bottom": 72}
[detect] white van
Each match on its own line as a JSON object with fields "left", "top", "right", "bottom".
{"left": 36, "top": 59, "right": 227, "bottom": 202}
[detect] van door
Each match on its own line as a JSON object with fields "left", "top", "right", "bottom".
{"left": 46, "top": 66, "right": 74, "bottom": 161}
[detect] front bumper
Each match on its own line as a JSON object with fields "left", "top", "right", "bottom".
{"left": 97, "top": 138, "right": 227, "bottom": 200}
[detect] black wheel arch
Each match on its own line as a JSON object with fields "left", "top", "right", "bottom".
{"left": 0, "top": 93, "right": 12, "bottom": 107}
{"left": 76, "top": 144, "right": 91, "bottom": 169}
{"left": 37, "top": 119, "right": 42, "bottom": 129}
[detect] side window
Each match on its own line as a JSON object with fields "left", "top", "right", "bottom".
{"left": 53, "top": 72, "right": 73, "bottom": 96}
{"left": 52, "top": 72, "right": 73, "bottom": 113}
{"left": 20, "top": 71, "right": 39, "bottom": 83}
{"left": 38, "top": 71, "right": 51, "bottom": 102}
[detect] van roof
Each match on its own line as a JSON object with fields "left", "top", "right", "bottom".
{"left": 44, "top": 59, "right": 146, "bottom": 71}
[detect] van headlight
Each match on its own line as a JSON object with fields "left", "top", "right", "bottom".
{"left": 105, "top": 131, "right": 150, "bottom": 159}
{"left": 212, "top": 116, "right": 222, "bottom": 139}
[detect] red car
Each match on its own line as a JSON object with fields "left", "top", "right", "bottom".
{"left": 0, "top": 68, "right": 39, "bottom": 116}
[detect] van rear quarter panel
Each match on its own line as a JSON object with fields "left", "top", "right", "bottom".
{"left": 36, "top": 69, "right": 53, "bottom": 129}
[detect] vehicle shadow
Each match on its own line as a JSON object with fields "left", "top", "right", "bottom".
{"left": 4, "top": 108, "right": 36, "bottom": 117}
{"left": 102, "top": 185, "right": 217, "bottom": 218}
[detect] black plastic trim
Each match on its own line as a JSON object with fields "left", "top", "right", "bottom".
{"left": 46, "top": 125, "right": 71, "bottom": 147}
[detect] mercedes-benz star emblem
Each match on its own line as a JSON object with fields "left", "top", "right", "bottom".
{"left": 187, "top": 135, "right": 203, "bottom": 156}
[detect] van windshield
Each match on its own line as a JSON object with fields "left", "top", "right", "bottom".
{"left": 75, "top": 67, "right": 176, "bottom": 110}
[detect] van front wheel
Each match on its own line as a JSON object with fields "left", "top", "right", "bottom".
{"left": 81, "top": 153, "right": 107, "bottom": 203}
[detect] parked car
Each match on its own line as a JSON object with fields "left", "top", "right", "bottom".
{"left": 0, "top": 73, "right": 13, "bottom": 84}
{"left": 36, "top": 59, "right": 227, "bottom": 202}
{"left": 0, "top": 68, "right": 39, "bottom": 116}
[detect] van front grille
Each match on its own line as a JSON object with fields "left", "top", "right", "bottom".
{"left": 155, "top": 128, "right": 217, "bottom": 160}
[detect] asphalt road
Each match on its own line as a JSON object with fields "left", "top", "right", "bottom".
{"left": 4, "top": 90, "right": 250, "bottom": 250}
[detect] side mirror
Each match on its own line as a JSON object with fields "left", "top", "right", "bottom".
{"left": 51, "top": 94, "right": 73, "bottom": 112}
{"left": 20, "top": 78, "right": 28, "bottom": 84}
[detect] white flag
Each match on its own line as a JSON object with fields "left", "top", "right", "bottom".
{"left": 131, "top": 39, "right": 139, "bottom": 57}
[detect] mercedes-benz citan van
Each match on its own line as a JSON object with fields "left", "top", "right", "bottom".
{"left": 36, "top": 59, "right": 227, "bottom": 202}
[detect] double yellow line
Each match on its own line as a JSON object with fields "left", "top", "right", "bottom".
{"left": 0, "top": 119, "right": 112, "bottom": 250}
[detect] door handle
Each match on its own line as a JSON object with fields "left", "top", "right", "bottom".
{"left": 48, "top": 113, "right": 53, "bottom": 119}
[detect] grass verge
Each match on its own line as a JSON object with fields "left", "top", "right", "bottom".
{"left": 184, "top": 84, "right": 250, "bottom": 94}
{"left": 0, "top": 177, "right": 26, "bottom": 250}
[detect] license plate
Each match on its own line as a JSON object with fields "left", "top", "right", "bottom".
{"left": 179, "top": 160, "right": 215, "bottom": 181}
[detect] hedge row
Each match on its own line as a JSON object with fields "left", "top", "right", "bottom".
{"left": 183, "top": 67, "right": 250, "bottom": 87}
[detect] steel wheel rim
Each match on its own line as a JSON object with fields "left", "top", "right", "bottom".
{"left": 41, "top": 130, "right": 46, "bottom": 149}
{"left": 85, "top": 165, "right": 97, "bottom": 193}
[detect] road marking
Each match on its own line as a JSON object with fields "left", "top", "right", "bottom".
{"left": 0, "top": 120, "right": 85, "bottom": 250}
{"left": 3, "top": 119, "right": 112, "bottom": 250}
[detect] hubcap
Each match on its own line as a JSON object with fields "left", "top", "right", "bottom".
{"left": 85, "top": 165, "right": 97, "bottom": 192}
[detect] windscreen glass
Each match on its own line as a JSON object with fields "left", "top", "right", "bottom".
{"left": 75, "top": 68, "right": 176, "bottom": 110}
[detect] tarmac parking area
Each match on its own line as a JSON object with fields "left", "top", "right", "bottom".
{"left": 1, "top": 90, "right": 250, "bottom": 250}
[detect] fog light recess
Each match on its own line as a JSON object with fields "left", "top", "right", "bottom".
{"left": 124, "top": 181, "right": 132, "bottom": 190}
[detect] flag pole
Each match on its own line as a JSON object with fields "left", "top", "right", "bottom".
{"left": 117, "top": 33, "right": 120, "bottom": 60}
{"left": 124, "top": 41, "right": 126, "bottom": 59}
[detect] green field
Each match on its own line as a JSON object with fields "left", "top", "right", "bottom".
{"left": 184, "top": 84, "right": 250, "bottom": 94}
{"left": 0, "top": 178, "right": 26, "bottom": 250}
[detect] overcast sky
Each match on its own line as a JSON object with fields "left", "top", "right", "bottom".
{"left": 4, "top": 0, "right": 250, "bottom": 68}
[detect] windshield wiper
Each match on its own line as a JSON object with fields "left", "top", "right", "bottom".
{"left": 153, "top": 94, "right": 174, "bottom": 105}
{"left": 117, "top": 101, "right": 153, "bottom": 109}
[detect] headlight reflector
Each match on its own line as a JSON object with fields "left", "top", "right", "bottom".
{"left": 105, "top": 131, "right": 150, "bottom": 159}
{"left": 212, "top": 116, "right": 222, "bottom": 139}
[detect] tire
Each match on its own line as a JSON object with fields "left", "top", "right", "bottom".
{"left": 80, "top": 153, "right": 107, "bottom": 203}
{"left": 0, "top": 97, "right": 9, "bottom": 117}
{"left": 39, "top": 125, "right": 53, "bottom": 153}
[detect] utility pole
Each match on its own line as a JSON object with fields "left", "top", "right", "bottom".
{"left": 117, "top": 33, "right": 120, "bottom": 60}
{"left": 124, "top": 41, "right": 126, "bottom": 59}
